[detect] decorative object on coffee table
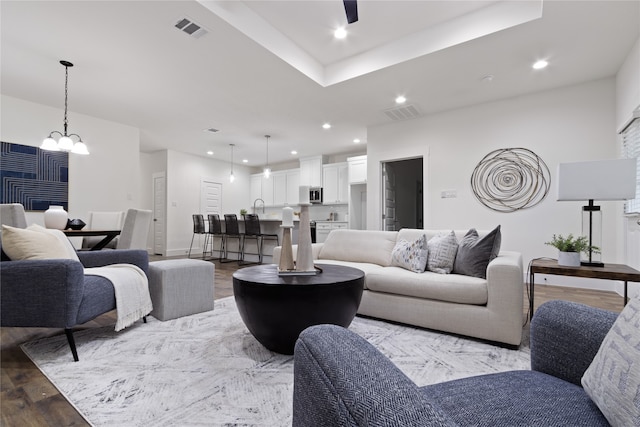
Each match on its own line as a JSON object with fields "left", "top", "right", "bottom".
{"left": 471, "top": 147, "right": 550, "bottom": 212}
{"left": 233, "top": 263, "right": 364, "bottom": 354}
{"left": 295, "top": 186, "right": 316, "bottom": 273}
{"left": 278, "top": 207, "right": 295, "bottom": 272}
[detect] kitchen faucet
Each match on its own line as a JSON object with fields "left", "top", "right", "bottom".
{"left": 253, "top": 198, "right": 265, "bottom": 214}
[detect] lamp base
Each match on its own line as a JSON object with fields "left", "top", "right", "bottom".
{"left": 581, "top": 261, "right": 604, "bottom": 268}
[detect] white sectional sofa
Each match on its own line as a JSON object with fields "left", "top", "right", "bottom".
{"left": 273, "top": 228, "right": 524, "bottom": 346}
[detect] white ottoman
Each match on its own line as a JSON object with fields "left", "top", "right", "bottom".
{"left": 148, "top": 259, "right": 215, "bottom": 321}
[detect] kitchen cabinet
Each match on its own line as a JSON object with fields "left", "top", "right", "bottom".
{"left": 273, "top": 169, "right": 300, "bottom": 206}
{"left": 285, "top": 169, "right": 300, "bottom": 205}
{"left": 348, "top": 155, "right": 367, "bottom": 184}
{"left": 315, "top": 221, "right": 348, "bottom": 243}
{"left": 254, "top": 169, "right": 300, "bottom": 207}
{"left": 299, "top": 155, "right": 325, "bottom": 187}
{"left": 322, "top": 162, "right": 348, "bottom": 204}
{"left": 250, "top": 173, "right": 274, "bottom": 206}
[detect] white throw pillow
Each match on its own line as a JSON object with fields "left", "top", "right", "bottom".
{"left": 1, "top": 224, "right": 79, "bottom": 261}
{"left": 426, "top": 231, "right": 458, "bottom": 274}
{"left": 28, "top": 224, "right": 79, "bottom": 261}
{"left": 391, "top": 235, "right": 427, "bottom": 273}
{"left": 581, "top": 295, "right": 640, "bottom": 427}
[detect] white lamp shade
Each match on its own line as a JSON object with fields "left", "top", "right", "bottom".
{"left": 41, "top": 137, "right": 60, "bottom": 151}
{"left": 557, "top": 158, "right": 637, "bottom": 201}
{"left": 72, "top": 141, "right": 89, "bottom": 155}
{"left": 58, "top": 136, "right": 74, "bottom": 151}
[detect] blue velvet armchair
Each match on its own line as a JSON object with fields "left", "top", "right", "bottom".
{"left": 1, "top": 248, "right": 149, "bottom": 361}
{"left": 292, "top": 300, "right": 618, "bottom": 426}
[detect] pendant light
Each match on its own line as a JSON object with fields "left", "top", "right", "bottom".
{"left": 41, "top": 60, "right": 89, "bottom": 155}
{"left": 229, "top": 144, "right": 235, "bottom": 183}
{"left": 263, "top": 135, "right": 271, "bottom": 178}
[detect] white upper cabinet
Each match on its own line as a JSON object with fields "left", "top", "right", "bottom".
{"left": 286, "top": 169, "right": 300, "bottom": 205}
{"left": 299, "top": 155, "right": 325, "bottom": 187}
{"left": 250, "top": 173, "right": 274, "bottom": 206}
{"left": 348, "top": 155, "right": 367, "bottom": 184}
{"left": 254, "top": 169, "right": 300, "bottom": 206}
{"left": 323, "top": 162, "right": 349, "bottom": 204}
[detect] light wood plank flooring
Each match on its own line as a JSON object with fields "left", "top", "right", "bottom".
{"left": 1, "top": 256, "right": 627, "bottom": 426}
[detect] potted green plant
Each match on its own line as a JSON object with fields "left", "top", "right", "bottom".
{"left": 545, "top": 234, "right": 600, "bottom": 267}
{"left": 240, "top": 208, "right": 247, "bottom": 217}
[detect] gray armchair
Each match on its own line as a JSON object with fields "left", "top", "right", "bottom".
{"left": 0, "top": 204, "right": 149, "bottom": 361}
{"left": 293, "top": 300, "right": 617, "bottom": 426}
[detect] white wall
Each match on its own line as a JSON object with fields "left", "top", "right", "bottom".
{"left": 161, "top": 150, "right": 251, "bottom": 256}
{"left": 367, "top": 78, "right": 626, "bottom": 293}
{"left": 616, "top": 37, "right": 640, "bottom": 129}
{"left": 1, "top": 95, "right": 142, "bottom": 231}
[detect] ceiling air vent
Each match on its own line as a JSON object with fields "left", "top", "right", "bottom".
{"left": 383, "top": 104, "right": 421, "bottom": 121}
{"left": 175, "top": 17, "right": 208, "bottom": 39}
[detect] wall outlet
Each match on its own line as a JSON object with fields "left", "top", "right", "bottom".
{"left": 440, "top": 190, "right": 457, "bottom": 198}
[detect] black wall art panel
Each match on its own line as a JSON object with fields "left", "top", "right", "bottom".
{"left": 0, "top": 142, "right": 68, "bottom": 211}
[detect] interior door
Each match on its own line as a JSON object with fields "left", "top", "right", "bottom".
{"left": 201, "top": 179, "right": 222, "bottom": 216}
{"left": 152, "top": 172, "right": 166, "bottom": 255}
{"left": 382, "top": 163, "right": 397, "bottom": 231}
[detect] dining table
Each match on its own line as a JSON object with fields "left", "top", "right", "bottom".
{"left": 62, "top": 229, "right": 121, "bottom": 251}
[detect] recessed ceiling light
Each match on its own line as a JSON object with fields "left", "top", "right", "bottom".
{"left": 395, "top": 96, "right": 407, "bottom": 104}
{"left": 334, "top": 27, "right": 347, "bottom": 39}
{"left": 291, "top": 150, "right": 298, "bottom": 155}
{"left": 242, "top": 159, "right": 248, "bottom": 163}
{"left": 207, "top": 151, "right": 214, "bottom": 155}
{"left": 353, "top": 139, "right": 361, "bottom": 144}
{"left": 322, "top": 123, "right": 331, "bottom": 129}
{"left": 532, "top": 60, "right": 548, "bottom": 70}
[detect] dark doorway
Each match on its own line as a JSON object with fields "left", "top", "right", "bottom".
{"left": 381, "top": 158, "right": 423, "bottom": 231}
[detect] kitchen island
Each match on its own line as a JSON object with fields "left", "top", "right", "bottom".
{"left": 212, "top": 217, "right": 300, "bottom": 264}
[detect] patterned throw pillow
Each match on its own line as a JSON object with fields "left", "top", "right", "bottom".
{"left": 426, "top": 231, "right": 458, "bottom": 274}
{"left": 392, "top": 235, "right": 428, "bottom": 273}
{"left": 581, "top": 295, "right": 640, "bottom": 427}
{"left": 452, "top": 226, "right": 501, "bottom": 279}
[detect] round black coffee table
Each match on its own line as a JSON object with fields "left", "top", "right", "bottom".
{"left": 232, "top": 264, "right": 365, "bottom": 354}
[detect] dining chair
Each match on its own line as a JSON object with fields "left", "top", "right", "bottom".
{"left": 82, "top": 211, "right": 125, "bottom": 249}
{"left": 222, "top": 214, "right": 244, "bottom": 263}
{"left": 188, "top": 214, "right": 207, "bottom": 258}
{"left": 204, "top": 214, "right": 225, "bottom": 261}
{"left": 116, "top": 209, "right": 153, "bottom": 250}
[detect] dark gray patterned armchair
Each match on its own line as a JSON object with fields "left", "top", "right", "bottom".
{"left": 292, "top": 300, "right": 618, "bottom": 426}
{"left": 0, "top": 203, "right": 148, "bottom": 361}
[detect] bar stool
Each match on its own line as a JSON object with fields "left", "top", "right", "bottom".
{"left": 242, "top": 214, "right": 279, "bottom": 264}
{"left": 204, "top": 214, "right": 225, "bottom": 260}
{"left": 188, "top": 214, "right": 207, "bottom": 258}
{"left": 222, "top": 214, "right": 244, "bottom": 263}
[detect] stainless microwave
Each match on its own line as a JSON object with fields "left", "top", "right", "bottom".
{"left": 309, "top": 187, "right": 323, "bottom": 204}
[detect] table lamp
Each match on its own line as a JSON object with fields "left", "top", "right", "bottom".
{"left": 557, "top": 158, "right": 637, "bottom": 267}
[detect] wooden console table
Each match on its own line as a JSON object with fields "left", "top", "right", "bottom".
{"left": 529, "top": 259, "right": 640, "bottom": 320}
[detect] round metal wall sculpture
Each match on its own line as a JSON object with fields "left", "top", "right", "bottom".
{"left": 471, "top": 148, "right": 550, "bottom": 212}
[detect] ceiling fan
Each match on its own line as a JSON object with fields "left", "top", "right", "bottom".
{"left": 343, "top": 0, "right": 358, "bottom": 24}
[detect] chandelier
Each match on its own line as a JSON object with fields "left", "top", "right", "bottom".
{"left": 40, "top": 60, "right": 89, "bottom": 155}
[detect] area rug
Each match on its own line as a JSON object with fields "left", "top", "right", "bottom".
{"left": 22, "top": 297, "right": 530, "bottom": 426}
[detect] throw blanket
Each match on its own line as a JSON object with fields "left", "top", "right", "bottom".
{"left": 84, "top": 264, "right": 153, "bottom": 331}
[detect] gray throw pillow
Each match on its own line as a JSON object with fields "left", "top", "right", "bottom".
{"left": 452, "top": 226, "right": 501, "bottom": 279}
{"left": 426, "top": 231, "right": 458, "bottom": 274}
{"left": 581, "top": 295, "right": 640, "bottom": 427}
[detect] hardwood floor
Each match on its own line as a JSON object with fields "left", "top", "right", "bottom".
{"left": 1, "top": 256, "right": 626, "bottom": 426}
